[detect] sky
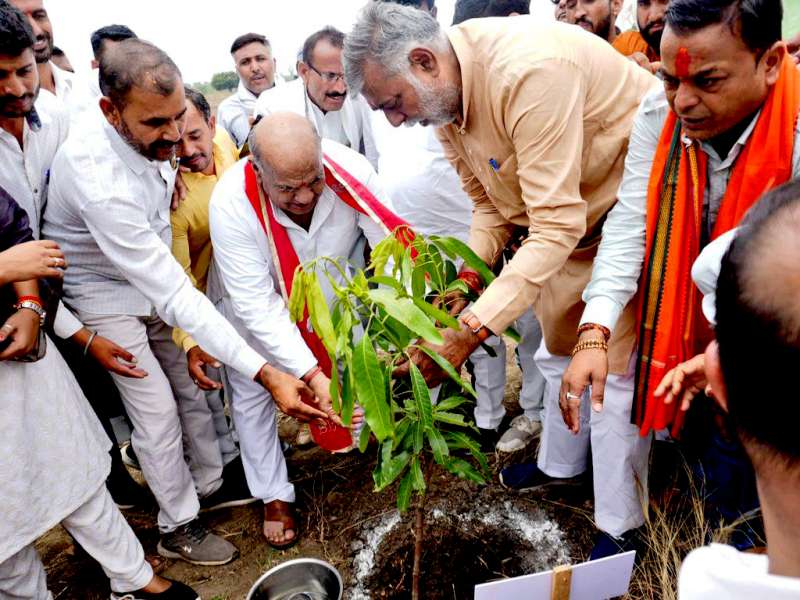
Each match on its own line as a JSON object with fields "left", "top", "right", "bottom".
{"left": 44, "top": 0, "right": 458, "bottom": 85}
{"left": 44, "top": 0, "right": 578, "bottom": 85}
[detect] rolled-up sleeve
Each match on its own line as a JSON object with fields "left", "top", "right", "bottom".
{"left": 470, "top": 60, "right": 588, "bottom": 334}
{"left": 209, "top": 190, "right": 317, "bottom": 379}
{"left": 79, "top": 194, "right": 266, "bottom": 379}
{"left": 580, "top": 90, "right": 668, "bottom": 331}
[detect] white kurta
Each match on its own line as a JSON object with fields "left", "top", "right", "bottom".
{"left": 0, "top": 338, "right": 110, "bottom": 563}
{"left": 679, "top": 543, "right": 800, "bottom": 599}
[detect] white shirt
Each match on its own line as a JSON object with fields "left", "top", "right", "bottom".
{"left": 50, "top": 62, "right": 74, "bottom": 104}
{"left": 374, "top": 119, "right": 472, "bottom": 243}
{"left": 679, "top": 543, "right": 800, "bottom": 599}
{"left": 581, "top": 88, "right": 800, "bottom": 331}
{"left": 0, "top": 92, "right": 82, "bottom": 339}
{"left": 217, "top": 81, "right": 260, "bottom": 147}
{"left": 42, "top": 114, "right": 267, "bottom": 379}
{"left": 253, "top": 78, "right": 379, "bottom": 170}
{"left": 209, "top": 139, "right": 391, "bottom": 378}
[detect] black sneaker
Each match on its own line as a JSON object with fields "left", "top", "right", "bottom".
{"left": 589, "top": 528, "right": 644, "bottom": 562}
{"left": 199, "top": 456, "right": 257, "bottom": 513}
{"left": 107, "top": 460, "right": 153, "bottom": 510}
{"left": 499, "top": 462, "right": 584, "bottom": 491}
{"left": 157, "top": 519, "right": 239, "bottom": 566}
{"left": 110, "top": 579, "right": 199, "bottom": 599}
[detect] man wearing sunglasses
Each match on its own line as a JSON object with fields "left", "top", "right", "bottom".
{"left": 253, "top": 27, "right": 378, "bottom": 169}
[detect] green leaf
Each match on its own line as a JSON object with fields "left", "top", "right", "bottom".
{"left": 433, "top": 411, "right": 468, "bottom": 427}
{"left": 432, "top": 236, "right": 496, "bottom": 286}
{"left": 445, "top": 279, "right": 470, "bottom": 296}
{"left": 427, "top": 426, "right": 449, "bottom": 465}
{"left": 368, "top": 275, "right": 403, "bottom": 290}
{"left": 352, "top": 334, "right": 393, "bottom": 442}
{"left": 443, "top": 457, "right": 486, "bottom": 484}
{"left": 413, "top": 422, "right": 424, "bottom": 453}
{"left": 341, "top": 363, "right": 355, "bottom": 427}
{"left": 409, "top": 362, "right": 433, "bottom": 431}
{"left": 358, "top": 422, "right": 371, "bottom": 453}
{"left": 435, "top": 396, "right": 470, "bottom": 412}
{"left": 411, "top": 297, "right": 459, "bottom": 330}
{"left": 415, "top": 346, "right": 476, "bottom": 398}
{"left": 288, "top": 268, "right": 307, "bottom": 323}
{"left": 305, "top": 275, "right": 337, "bottom": 355}
{"left": 329, "top": 364, "right": 340, "bottom": 413}
{"left": 445, "top": 260, "right": 458, "bottom": 285}
{"left": 368, "top": 289, "right": 443, "bottom": 345}
{"left": 410, "top": 456, "right": 426, "bottom": 491}
{"left": 397, "top": 470, "right": 414, "bottom": 512}
{"left": 411, "top": 265, "right": 427, "bottom": 299}
{"left": 375, "top": 449, "right": 411, "bottom": 492}
{"left": 400, "top": 251, "right": 413, "bottom": 289}
{"left": 444, "top": 431, "right": 489, "bottom": 474}
{"left": 394, "top": 417, "right": 413, "bottom": 451}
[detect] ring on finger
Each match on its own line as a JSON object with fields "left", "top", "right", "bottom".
{"left": 565, "top": 392, "right": 581, "bottom": 400}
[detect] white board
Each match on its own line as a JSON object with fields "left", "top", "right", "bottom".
{"left": 474, "top": 551, "right": 636, "bottom": 600}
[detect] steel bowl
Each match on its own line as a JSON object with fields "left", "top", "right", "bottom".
{"left": 246, "top": 557, "right": 343, "bottom": 600}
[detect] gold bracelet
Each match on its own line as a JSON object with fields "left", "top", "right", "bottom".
{"left": 571, "top": 339, "right": 608, "bottom": 357}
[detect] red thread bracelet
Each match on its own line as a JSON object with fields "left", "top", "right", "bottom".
{"left": 17, "top": 295, "right": 43, "bottom": 308}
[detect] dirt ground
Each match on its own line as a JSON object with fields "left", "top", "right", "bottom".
{"left": 38, "top": 345, "right": 598, "bottom": 599}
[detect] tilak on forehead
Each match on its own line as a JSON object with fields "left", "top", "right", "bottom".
{"left": 676, "top": 47, "right": 691, "bottom": 78}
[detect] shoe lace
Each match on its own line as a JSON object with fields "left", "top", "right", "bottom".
{"left": 181, "top": 519, "right": 209, "bottom": 545}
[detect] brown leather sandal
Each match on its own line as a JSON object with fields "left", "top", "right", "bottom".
{"left": 263, "top": 499, "right": 300, "bottom": 550}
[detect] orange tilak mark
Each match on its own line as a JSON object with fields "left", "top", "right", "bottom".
{"left": 676, "top": 47, "right": 691, "bottom": 78}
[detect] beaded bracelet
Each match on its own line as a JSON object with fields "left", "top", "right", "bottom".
{"left": 571, "top": 339, "right": 608, "bottom": 357}
{"left": 576, "top": 322, "right": 611, "bottom": 341}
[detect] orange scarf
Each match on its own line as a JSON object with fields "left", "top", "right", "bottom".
{"left": 634, "top": 56, "right": 800, "bottom": 437}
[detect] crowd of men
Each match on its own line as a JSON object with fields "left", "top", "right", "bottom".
{"left": 0, "top": 0, "right": 799, "bottom": 597}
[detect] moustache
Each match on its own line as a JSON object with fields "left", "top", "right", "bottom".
{"left": 326, "top": 92, "right": 347, "bottom": 99}
{"left": 643, "top": 20, "right": 664, "bottom": 34}
{"left": 179, "top": 153, "right": 205, "bottom": 165}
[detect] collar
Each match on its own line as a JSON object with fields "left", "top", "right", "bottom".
{"left": 445, "top": 27, "right": 471, "bottom": 134}
{"left": 682, "top": 110, "right": 761, "bottom": 169}
{"left": 237, "top": 81, "right": 259, "bottom": 103}
{"left": 50, "top": 62, "right": 73, "bottom": 95}
{"left": 103, "top": 119, "right": 172, "bottom": 176}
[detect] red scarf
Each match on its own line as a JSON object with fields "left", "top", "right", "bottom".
{"left": 633, "top": 56, "right": 800, "bottom": 436}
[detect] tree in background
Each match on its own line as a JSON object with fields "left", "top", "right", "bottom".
{"left": 211, "top": 71, "right": 239, "bottom": 91}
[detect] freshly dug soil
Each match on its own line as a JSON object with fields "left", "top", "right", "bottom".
{"left": 356, "top": 487, "right": 572, "bottom": 599}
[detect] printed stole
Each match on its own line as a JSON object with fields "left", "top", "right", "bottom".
{"left": 243, "top": 153, "right": 411, "bottom": 378}
{"left": 633, "top": 56, "right": 800, "bottom": 437}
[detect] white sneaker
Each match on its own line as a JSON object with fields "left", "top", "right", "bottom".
{"left": 495, "top": 416, "right": 541, "bottom": 453}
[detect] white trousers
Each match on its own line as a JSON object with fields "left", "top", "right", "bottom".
{"left": 224, "top": 366, "right": 295, "bottom": 504}
{"left": 472, "top": 309, "right": 546, "bottom": 429}
{"left": 535, "top": 342, "right": 651, "bottom": 537}
{"left": 78, "top": 312, "right": 223, "bottom": 532}
{"left": 0, "top": 484, "right": 152, "bottom": 597}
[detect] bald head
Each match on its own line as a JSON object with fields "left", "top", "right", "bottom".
{"left": 100, "top": 38, "right": 181, "bottom": 108}
{"left": 249, "top": 113, "right": 325, "bottom": 222}
{"left": 714, "top": 179, "right": 800, "bottom": 470}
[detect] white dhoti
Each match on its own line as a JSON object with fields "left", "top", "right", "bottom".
{"left": 224, "top": 366, "right": 295, "bottom": 504}
{"left": 535, "top": 342, "right": 651, "bottom": 537}
{"left": 76, "top": 312, "right": 224, "bottom": 532}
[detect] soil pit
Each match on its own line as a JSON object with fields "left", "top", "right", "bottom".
{"left": 349, "top": 488, "right": 572, "bottom": 599}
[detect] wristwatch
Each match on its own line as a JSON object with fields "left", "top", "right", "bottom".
{"left": 14, "top": 300, "right": 46, "bottom": 325}
{"left": 459, "top": 311, "right": 491, "bottom": 342}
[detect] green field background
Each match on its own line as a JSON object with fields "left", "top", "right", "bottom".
{"left": 787, "top": 0, "right": 800, "bottom": 37}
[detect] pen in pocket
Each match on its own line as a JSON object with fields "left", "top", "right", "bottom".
{"left": 489, "top": 158, "right": 499, "bottom": 172}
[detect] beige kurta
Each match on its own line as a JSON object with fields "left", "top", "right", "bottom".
{"left": 438, "top": 18, "right": 659, "bottom": 373}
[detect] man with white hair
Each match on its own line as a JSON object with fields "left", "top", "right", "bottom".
{"left": 345, "top": 2, "right": 658, "bottom": 557}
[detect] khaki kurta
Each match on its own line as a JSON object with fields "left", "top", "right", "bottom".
{"left": 438, "top": 18, "right": 659, "bottom": 373}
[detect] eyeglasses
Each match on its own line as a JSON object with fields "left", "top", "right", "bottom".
{"left": 306, "top": 62, "right": 345, "bottom": 84}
